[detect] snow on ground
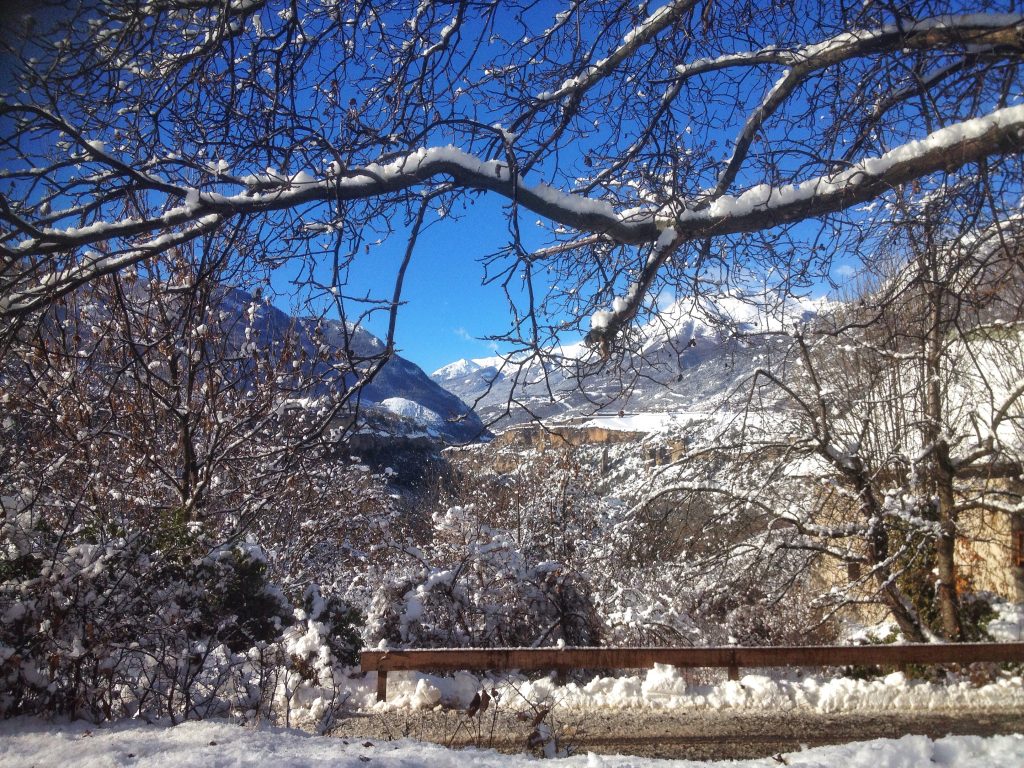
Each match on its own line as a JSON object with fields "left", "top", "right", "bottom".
{"left": 576, "top": 408, "right": 779, "bottom": 435}
{"left": 5, "top": 648, "right": 1023, "bottom": 766}
{"left": 295, "top": 664, "right": 1024, "bottom": 717}
{"left": 1, "top": 717, "right": 1022, "bottom": 768}
{"left": 579, "top": 411, "right": 711, "bottom": 432}
{"left": 379, "top": 397, "right": 444, "bottom": 430}
{"left": 988, "top": 599, "right": 1024, "bottom": 642}
{"left": 376, "top": 666, "right": 1024, "bottom": 714}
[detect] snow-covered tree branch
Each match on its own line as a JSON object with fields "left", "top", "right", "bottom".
{"left": 2, "top": 2, "right": 1023, "bottom": 354}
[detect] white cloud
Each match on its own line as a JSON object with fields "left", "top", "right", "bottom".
{"left": 834, "top": 263, "right": 857, "bottom": 278}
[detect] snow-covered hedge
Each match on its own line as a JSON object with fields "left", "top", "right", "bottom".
{"left": 0, "top": 512, "right": 362, "bottom": 729}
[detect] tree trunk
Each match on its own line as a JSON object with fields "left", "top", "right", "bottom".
{"left": 934, "top": 463, "right": 964, "bottom": 641}
{"left": 923, "top": 261, "right": 963, "bottom": 642}
{"left": 866, "top": 517, "right": 929, "bottom": 643}
{"left": 858, "top": 477, "right": 929, "bottom": 643}
{"left": 879, "top": 581, "right": 930, "bottom": 643}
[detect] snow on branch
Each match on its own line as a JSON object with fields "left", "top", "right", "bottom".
{"left": 2, "top": 214, "right": 225, "bottom": 318}
{"left": 671, "top": 14, "right": 1024, "bottom": 196}
{"left": 583, "top": 104, "right": 1024, "bottom": 345}
{"left": 679, "top": 104, "right": 1024, "bottom": 229}
{"left": 5, "top": 105, "right": 1024, "bottom": 325}
{"left": 535, "top": 0, "right": 698, "bottom": 103}
{"left": 673, "top": 14, "right": 1024, "bottom": 80}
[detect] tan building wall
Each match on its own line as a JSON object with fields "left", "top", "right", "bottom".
{"left": 958, "top": 509, "right": 1024, "bottom": 602}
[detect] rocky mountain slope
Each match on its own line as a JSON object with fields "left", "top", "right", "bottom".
{"left": 216, "top": 287, "right": 486, "bottom": 443}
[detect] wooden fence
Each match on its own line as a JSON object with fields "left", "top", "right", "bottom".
{"left": 361, "top": 643, "right": 1024, "bottom": 701}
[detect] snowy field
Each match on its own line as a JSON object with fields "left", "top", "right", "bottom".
{"left": 1, "top": 717, "right": 1023, "bottom": 768}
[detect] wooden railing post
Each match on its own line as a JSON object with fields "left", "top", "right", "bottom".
{"left": 376, "top": 670, "right": 388, "bottom": 702}
{"left": 728, "top": 648, "right": 739, "bottom": 680}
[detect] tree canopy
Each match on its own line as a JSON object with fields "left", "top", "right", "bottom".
{"left": 2, "top": 0, "right": 1023, "bottom": 357}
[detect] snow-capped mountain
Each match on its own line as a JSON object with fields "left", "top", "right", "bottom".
{"left": 217, "top": 288, "right": 486, "bottom": 442}
{"left": 431, "top": 358, "right": 506, "bottom": 396}
{"left": 432, "top": 294, "right": 825, "bottom": 429}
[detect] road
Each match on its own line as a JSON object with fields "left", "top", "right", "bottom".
{"left": 336, "top": 706, "right": 1024, "bottom": 760}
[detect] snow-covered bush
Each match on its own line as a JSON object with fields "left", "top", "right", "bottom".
{"left": 364, "top": 448, "right": 617, "bottom": 649}
{"left": 0, "top": 505, "right": 367, "bottom": 726}
{"left": 363, "top": 443, "right": 715, "bottom": 650}
{"left": 0, "top": 505, "right": 276, "bottom": 720}
{"left": 366, "top": 504, "right": 601, "bottom": 648}
{"left": 403, "top": 438, "right": 839, "bottom": 650}
{"left": 271, "top": 585, "right": 365, "bottom": 731}
{"left": 0, "top": 252, "right": 379, "bottom": 725}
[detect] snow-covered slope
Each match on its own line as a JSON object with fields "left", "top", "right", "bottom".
{"left": 432, "top": 294, "right": 824, "bottom": 429}
{"left": 431, "top": 357, "right": 507, "bottom": 398}
{"left": 222, "top": 289, "right": 486, "bottom": 442}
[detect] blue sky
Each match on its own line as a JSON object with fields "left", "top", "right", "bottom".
{"left": 345, "top": 196, "right": 527, "bottom": 374}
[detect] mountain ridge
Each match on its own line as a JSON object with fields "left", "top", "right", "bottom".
{"left": 431, "top": 294, "right": 826, "bottom": 430}
{"left": 240, "top": 290, "right": 488, "bottom": 443}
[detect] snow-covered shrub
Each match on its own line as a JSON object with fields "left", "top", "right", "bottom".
{"left": 253, "top": 457, "right": 405, "bottom": 608}
{"left": 367, "top": 505, "right": 601, "bottom": 648}
{"left": 430, "top": 438, "right": 840, "bottom": 649}
{"left": 597, "top": 564, "right": 703, "bottom": 646}
{"left": 0, "top": 506, "right": 296, "bottom": 721}
{"left": 0, "top": 255, "right": 382, "bottom": 724}
{"left": 590, "top": 522, "right": 830, "bottom": 648}
{"left": 364, "top": 447, "right": 618, "bottom": 649}
{"left": 372, "top": 442, "right": 711, "bottom": 650}
{"left": 0, "top": 491, "right": 368, "bottom": 726}
{"left": 299, "top": 585, "right": 363, "bottom": 668}
{"left": 271, "top": 586, "right": 365, "bottom": 731}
